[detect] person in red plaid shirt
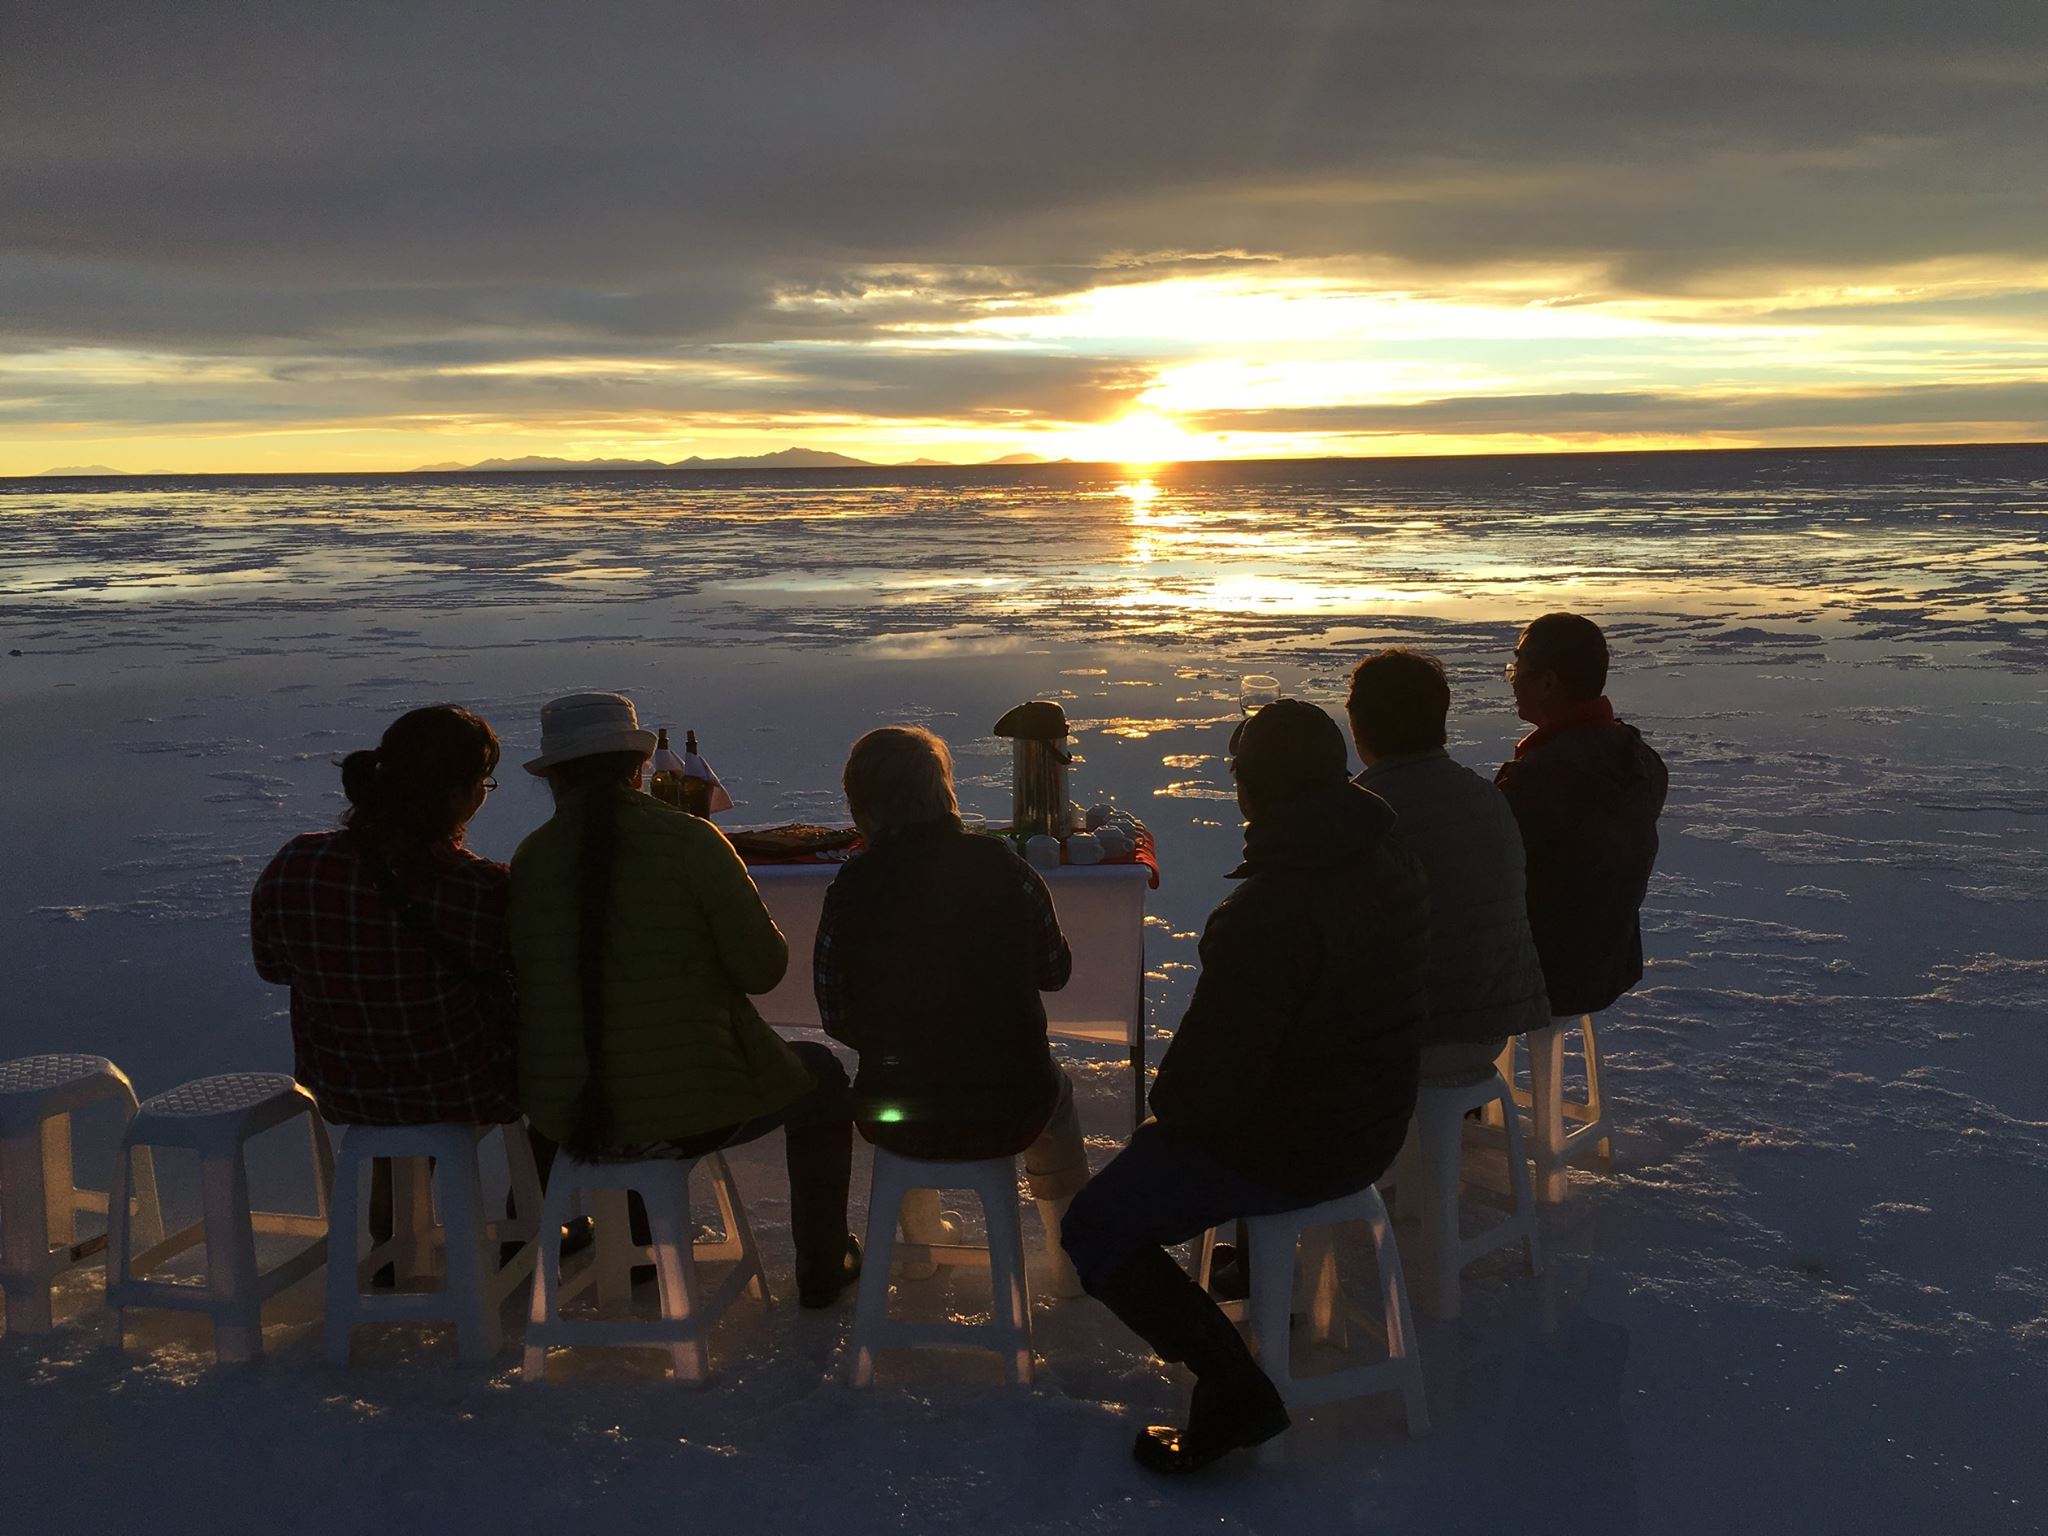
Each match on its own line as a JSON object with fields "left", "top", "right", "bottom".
{"left": 251, "top": 705, "right": 520, "bottom": 1125}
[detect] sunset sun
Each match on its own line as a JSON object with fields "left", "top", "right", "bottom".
{"left": 1068, "top": 411, "right": 1206, "bottom": 467}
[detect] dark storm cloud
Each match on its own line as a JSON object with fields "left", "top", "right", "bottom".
{"left": 5, "top": 0, "right": 2046, "bottom": 359}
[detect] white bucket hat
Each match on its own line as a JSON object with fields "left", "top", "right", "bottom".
{"left": 523, "top": 691, "right": 658, "bottom": 775}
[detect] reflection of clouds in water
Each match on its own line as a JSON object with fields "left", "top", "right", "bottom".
{"left": 7, "top": 454, "right": 2045, "bottom": 673}
{"left": 1154, "top": 780, "right": 1235, "bottom": 800}
{"left": 860, "top": 628, "right": 1033, "bottom": 659}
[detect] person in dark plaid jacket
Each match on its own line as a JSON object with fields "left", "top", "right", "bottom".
{"left": 815, "top": 724, "right": 1090, "bottom": 1297}
{"left": 251, "top": 705, "right": 519, "bottom": 1124}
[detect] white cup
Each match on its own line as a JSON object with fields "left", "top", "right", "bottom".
{"left": 1066, "top": 832, "right": 1103, "bottom": 864}
{"left": 1094, "top": 826, "right": 1130, "bottom": 857}
{"left": 1025, "top": 834, "right": 1063, "bottom": 870}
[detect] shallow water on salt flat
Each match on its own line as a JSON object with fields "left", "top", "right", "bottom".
{"left": 3, "top": 448, "right": 2046, "bottom": 1532}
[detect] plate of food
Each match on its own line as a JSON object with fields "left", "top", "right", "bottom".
{"left": 728, "top": 823, "right": 864, "bottom": 862}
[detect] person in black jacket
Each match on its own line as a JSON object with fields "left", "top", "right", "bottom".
{"left": 1495, "top": 613, "right": 1668, "bottom": 1015}
{"left": 1060, "top": 699, "right": 1429, "bottom": 1475}
{"left": 815, "top": 726, "right": 1090, "bottom": 1295}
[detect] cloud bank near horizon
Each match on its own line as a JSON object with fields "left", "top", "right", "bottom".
{"left": 5, "top": 1, "right": 2046, "bottom": 471}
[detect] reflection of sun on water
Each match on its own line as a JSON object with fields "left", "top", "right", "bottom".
{"left": 1105, "top": 575, "right": 1426, "bottom": 613}
{"left": 1120, "top": 483, "right": 1350, "bottom": 574}
{"left": 1122, "top": 479, "right": 1166, "bottom": 564}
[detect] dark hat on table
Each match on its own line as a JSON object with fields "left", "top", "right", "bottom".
{"left": 1228, "top": 698, "right": 1349, "bottom": 803}
{"left": 993, "top": 700, "right": 1070, "bottom": 739}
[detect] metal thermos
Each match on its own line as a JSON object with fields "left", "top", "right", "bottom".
{"left": 992, "top": 700, "right": 1072, "bottom": 838}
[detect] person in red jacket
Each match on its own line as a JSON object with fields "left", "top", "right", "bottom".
{"left": 1496, "top": 613, "right": 1669, "bottom": 1015}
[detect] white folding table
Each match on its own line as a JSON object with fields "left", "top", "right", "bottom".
{"left": 748, "top": 860, "right": 1153, "bottom": 1129}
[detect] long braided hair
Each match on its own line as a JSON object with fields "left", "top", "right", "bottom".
{"left": 544, "top": 751, "right": 645, "bottom": 1157}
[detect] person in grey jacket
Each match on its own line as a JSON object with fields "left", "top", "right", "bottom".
{"left": 1346, "top": 649, "right": 1550, "bottom": 1083}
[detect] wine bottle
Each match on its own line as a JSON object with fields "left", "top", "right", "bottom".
{"left": 650, "top": 727, "right": 687, "bottom": 808}
{"left": 680, "top": 728, "right": 715, "bottom": 817}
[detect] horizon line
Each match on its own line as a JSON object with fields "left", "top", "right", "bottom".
{"left": 12, "top": 435, "right": 2048, "bottom": 482}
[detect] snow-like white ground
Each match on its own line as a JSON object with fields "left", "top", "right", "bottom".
{"left": 3, "top": 456, "right": 2046, "bottom": 1533}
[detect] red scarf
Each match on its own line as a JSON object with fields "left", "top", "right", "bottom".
{"left": 1515, "top": 695, "right": 1615, "bottom": 758}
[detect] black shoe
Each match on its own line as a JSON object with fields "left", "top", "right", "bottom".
{"left": 798, "top": 1234, "right": 863, "bottom": 1309}
{"left": 1091, "top": 1245, "right": 1291, "bottom": 1474}
{"left": 559, "top": 1216, "right": 595, "bottom": 1259}
{"left": 1131, "top": 1371, "right": 1291, "bottom": 1475}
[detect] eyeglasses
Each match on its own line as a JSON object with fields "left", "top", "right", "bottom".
{"left": 481, "top": 777, "right": 500, "bottom": 794}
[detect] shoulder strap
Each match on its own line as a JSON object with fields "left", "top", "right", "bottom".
{"left": 371, "top": 862, "right": 480, "bottom": 982}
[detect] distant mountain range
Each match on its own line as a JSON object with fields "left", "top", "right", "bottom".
{"left": 25, "top": 449, "right": 1068, "bottom": 478}
{"left": 412, "top": 446, "right": 1063, "bottom": 472}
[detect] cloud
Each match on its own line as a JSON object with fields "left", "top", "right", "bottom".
{"left": 0, "top": 338, "right": 1149, "bottom": 432}
{"left": 4, "top": 3, "right": 2045, "bottom": 463}
{"left": 9, "top": 3, "right": 2046, "bottom": 300}
{"left": 1188, "top": 381, "right": 2048, "bottom": 439}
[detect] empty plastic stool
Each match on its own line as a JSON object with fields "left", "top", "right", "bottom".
{"left": 1392, "top": 1069, "right": 1542, "bottom": 1319}
{"left": 523, "top": 1151, "right": 767, "bottom": 1386}
{"left": 0, "top": 1054, "right": 163, "bottom": 1333}
{"left": 105, "top": 1073, "right": 334, "bottom": 1362}
{"left": 1496, "top": 1013, "right": 1611, "bottom": 1203}
{"left": 1197, "top": 1184, "right": 1429, "bottom": 1460}
{"left": 847, "top": 1150, "right": 1031, "bottom": 1388}
{"left": 324, "top": 1122, "right": 543, "bottom": 1364}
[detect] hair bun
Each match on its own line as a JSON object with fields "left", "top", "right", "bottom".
{"left": 339, "top": 747, "right": 383, "bottom": 808}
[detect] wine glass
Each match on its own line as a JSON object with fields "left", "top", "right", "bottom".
{"left": 1239, "top": 674, "right": 1280, "bottom": 716}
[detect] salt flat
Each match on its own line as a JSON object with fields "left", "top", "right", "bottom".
{"left": 2, "top": 450, "right": 2045, "bottom": 1533}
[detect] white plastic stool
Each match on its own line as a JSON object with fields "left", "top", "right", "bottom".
{"left": 897, "top": 1184, "right": 1082, "bottom": 1298}
{"left": 1496, "top": 1014, "right": 1611, "bottom": 1203}
{"left": 1392, "top": 1070, "right": 1542, "bottom": 1319}
{"left": 324, "top": 1122, "right": 543, "bottom": 1363}
{"left": 106, "top": 1073, "right": 334, "bottom": 1362}
{"left": 523, "top": 1151, "right": 767, "bottom": 1385}
{"left": 847, "top": 1150, "right": 1032, "bottom": 1387}
{"left": 1197, "top": 1185, "right": 1429, "bottom": 1460}
{"left": 0, "top": 1054, "right": 163, "bottom": 1333}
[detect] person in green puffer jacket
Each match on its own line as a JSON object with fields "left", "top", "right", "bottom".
{"left": 507, "top": 692, "right": 860, "bottom": 1308}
